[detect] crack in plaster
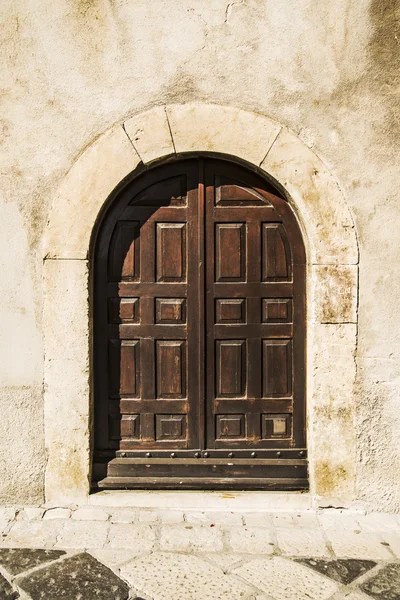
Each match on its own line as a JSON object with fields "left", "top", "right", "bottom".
{"left": 180, "top": 8, "right": 210, "bottom": 69}
{"left": 224, "top": 0, "right": 245, "bottom": 23}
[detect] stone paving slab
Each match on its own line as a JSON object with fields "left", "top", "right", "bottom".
{"left": 0, "top": 507, "right": 398, "bottom": 599}
{"left": 360, "top": 563, "right": 400, "bottom": 600}
{"left": 234, "top": 556, "right": 340, "bottom": 599}
{"left": 0, "top": 547, "right": 397, "bottom": 599}
{"left": 121, "top": 552, "right": 256, "bottom": 600}
{"left": 0, "top": 573, "right": 18, "bottom": 600}
{"left": 295, "top": 558, "right": 377, "bottom": 585}
{"left": 0, "top": 548, "right": 65, "bottom": 575}
{"left": 16, "top": 553, "right": 130, "bottom": 600}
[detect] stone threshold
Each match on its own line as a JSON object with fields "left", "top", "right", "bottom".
{"left": 86, "top": 490, "right": 366, "bottom": 512}
{"left": 87, "top": 490, "right": 314, "bottom": 510}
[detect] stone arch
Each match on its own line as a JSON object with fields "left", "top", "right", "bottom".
{"left": 43, "top": 103, "right": 358, "bottom": 505}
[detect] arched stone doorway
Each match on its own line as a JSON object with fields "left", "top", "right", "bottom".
{"left": 92, "top": 156, "right": 307, "bottom": 489}
{"left": 43, "top": 103, "right": 358, "bottom": 505}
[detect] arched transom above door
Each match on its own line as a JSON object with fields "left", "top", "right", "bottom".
{"left": 43, "top": 103, "right": 358, "bottom": 505}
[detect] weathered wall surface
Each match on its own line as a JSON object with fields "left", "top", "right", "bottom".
{"left": 0, "top": 0, "right": 399, "bottom": 509}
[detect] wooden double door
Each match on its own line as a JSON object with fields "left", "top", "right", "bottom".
{"left": 94, "top": 157, "right": 307, "bottom": 489}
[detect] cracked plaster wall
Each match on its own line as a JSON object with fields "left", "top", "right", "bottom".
{"left": 0, "top": 0, "right": 399, "bottom": 509}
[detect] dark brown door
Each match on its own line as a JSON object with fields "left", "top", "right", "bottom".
{"left": 94, "top": 157, "right": 307, "bottom": 490}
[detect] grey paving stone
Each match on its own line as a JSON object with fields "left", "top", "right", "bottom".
{"left": 360, "top": 563, "right": 400, "bottom": 600}
{"left": 17, "top": 552, "right": 129, "bottom": 600}
{"left": 121, "top": 552, "right": 255, "bottom": 600}
{"left": 295, "top": 558, "right": 377, "bottom": 585}
{"left": 0, "top": 548, "right": 66, "bottom": 576}
{"left": 0, "top": 573, "right": 19, "bottom": 599}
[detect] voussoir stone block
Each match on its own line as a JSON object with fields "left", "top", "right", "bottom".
{"left": 167, "top": 103, "right": 281, "bottom": 166}
{"left": 261, "top": 128, "right": 358, "bottom": 265}
{"left": 44, "top": 125, "right": 140, "bottom": 259}
{"left": 124, "top": 106, "right": 175, "bottom": 163}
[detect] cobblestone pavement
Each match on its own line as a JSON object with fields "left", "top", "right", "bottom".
{"left": 0, "top": 507, "right": 399, "bottom": 599}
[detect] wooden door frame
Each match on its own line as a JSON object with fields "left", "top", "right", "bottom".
{"left": 42, "top": 103, "right": 358, "bottom": 505}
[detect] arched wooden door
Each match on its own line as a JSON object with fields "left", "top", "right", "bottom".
{"left": 93, "top": 157, "right": 307, "bottom": 489}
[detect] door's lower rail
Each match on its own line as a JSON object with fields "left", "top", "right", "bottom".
{"left": 96, "top": 457, "right": 309, "bottom": 490}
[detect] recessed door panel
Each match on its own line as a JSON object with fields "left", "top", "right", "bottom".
{"left": 156, "top": 223, "right": 187, "bottom": 282}
{"left": 263, "top": 340, "right": 292, "bottom": 397}
{"left": 108, "top": 221, "right": 140, "bottom": 281}
{"left": 215, "top": 223, "right": 246, "bottom": 281}
{"left": 156, "top": 341, "right": 186, "bottom": 398}
{"left": 216, "top": 340, "right": 246, "bottom": 397}
{"left": 262, "top": 223, "right": 291, "bottom": 281}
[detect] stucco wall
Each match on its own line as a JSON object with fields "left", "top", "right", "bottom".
{"left": 0, "top": 0, "right": 399, "bottom": 509}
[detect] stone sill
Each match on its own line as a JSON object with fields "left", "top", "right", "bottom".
{"left": 87, "top": 490, "right": 314, "bottom": 510}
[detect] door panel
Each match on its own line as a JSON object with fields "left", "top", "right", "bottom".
{"left": 262, "top": 223, "right": 291, "bottom": 281}
{"left": 205, "top": 159, "right": 305, "bottom": 451}
{"left": 95, "top": 161, "right": 201, "bottom": 454}
{"left": 94, "top": 157, "right": 306, "bottom": 489}
{"left": 156, "top": 223, "right": 187, "bottom": 282}
{"left": 215, "top": 223, "right": 246, "bottom": 281}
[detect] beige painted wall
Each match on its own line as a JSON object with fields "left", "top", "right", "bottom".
{"left": 0, "top": 0, "right": 399, "bottom": 510}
